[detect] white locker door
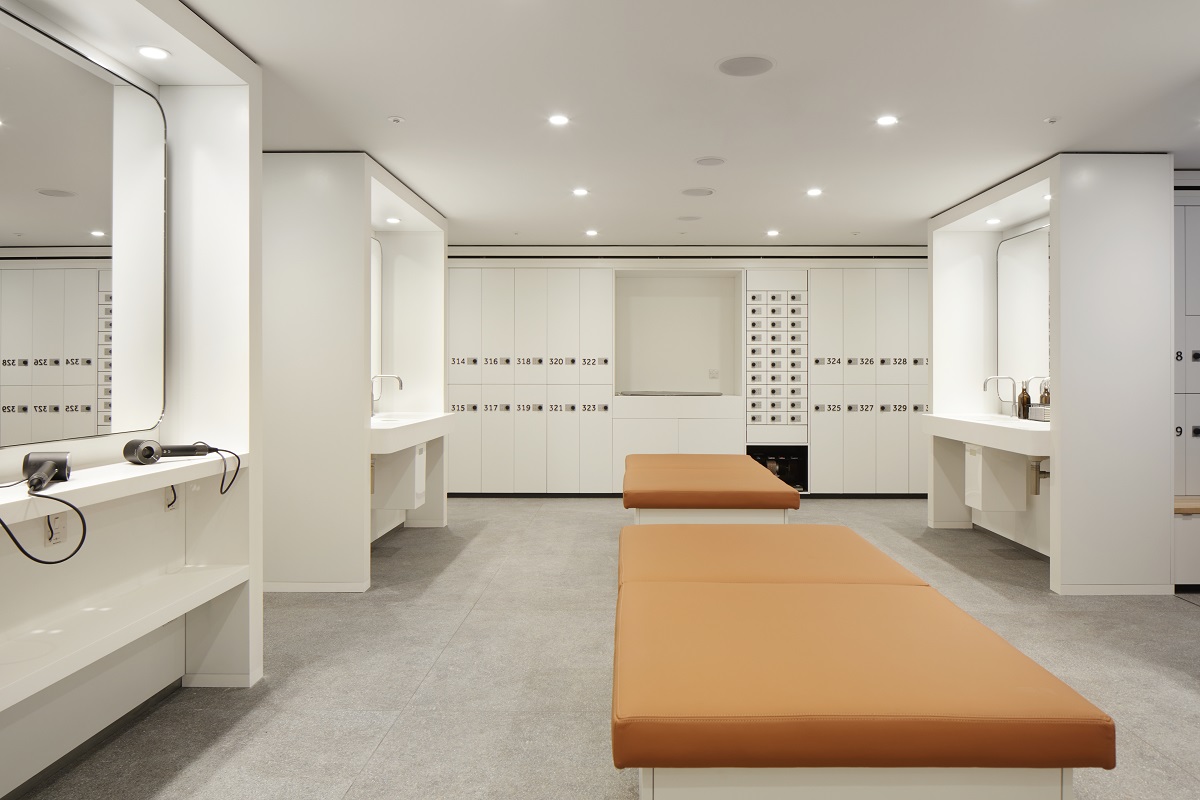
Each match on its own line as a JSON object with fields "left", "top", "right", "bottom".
{"left": 480, "top": 269, "right": 515, "bottom": 384}
{"left": 842, "top": 269, "right": 876, "bottom": 385}
{"left": 63, "top": 269, "right": 99, "bottom": 386}
{"left": 481, "top": 384, "right": 515, "bottom": 493}
{"left": 908, "top": 268, "right": 929, "bottom": 385}
{"left": 1187, "top": 207, "right": 1200, "bottom": 315}
{"left": 62, "top": 385, "right": 97, "bottom": 440}
{"left": 909, "top": 383, "right": 930, "bottom": 494}
{"left": 547, "top": 384, "right": 580, "bottom": 492}
{"left": 447, "top": 269, "right": 482, "bottom": 383}
{"left": 579, "top": 269, "right": 614, "bottom": 384}
{"left": 0, "top": 385, "right": 32, "bottom": 446}
{"left": 1177, "top": 207, "right": 1187, "bottom": 392}
{"left": 1, "top": 270, "right": 33, "bottom": 386}
{"left": 808, "top": 270, "right": 843, "bottom": 385}
{"left": 1186, "top": 317, "right": 1200, "bottom": 394}
{"left": 31, "top": 385, "right": 63, "bottom": 443}
{"left": 808, "top": 385, "right": 844, "bottom": 494}
{"left": 875, "top": 270, "right": 909, "bottom": 385}
{"left": 1177, "top": 393, "right": 1187, "bottom": 496}
{"left": 1188, "top": 394, "right": 1200, "bottom": 496}
{"left": 875, "top": 384, "right": 909, "bottom": 493}
{"left": 514, "top": 384, "right": 547, "bottom": 492}
{"left": 448, "top": 385, "right": 482, "bottom": 493}
{"left": 843, "top": 384, "right": 876, "bottom": 493}
{"left": 32, "top": 269, "right": 65, "bottom": 386}
{"left": 579, "top": 384, "right": 613, "bottom": 492}
{"left": 547, "top": 269, "right": 580, "bottom": 384}
{"left": 514, "top": 269, "right": 548, "bottom": 384}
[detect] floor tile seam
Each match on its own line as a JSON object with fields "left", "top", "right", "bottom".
{"left": 1120, "top": 727, "right": 1200, "bottom": 786}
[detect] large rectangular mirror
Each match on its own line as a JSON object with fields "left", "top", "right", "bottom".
{"left": 0, "top": 10, "right": 165, "bottom": 446}
{"left": 997, "top": 225, "right": 1050, "bottom": 389}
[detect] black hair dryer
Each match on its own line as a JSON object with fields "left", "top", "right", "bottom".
{"left": 123, "top": 440, "right": 212, "bottom": 465}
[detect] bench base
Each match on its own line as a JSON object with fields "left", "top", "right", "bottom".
{"left": 639, "top": 767, "right": 1073, "bottom": 799}
{"left": 632, "top": 508, "right": 790, "bottom": 525}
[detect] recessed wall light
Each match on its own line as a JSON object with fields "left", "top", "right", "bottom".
{"left": 876, "top": 115, "right": 899, "bottom": 126}
{"left": 549, "top": 114, "right": 569, "bottom": 126}
{"left": 766, "top": 230, "right": 780, "bottom": 237}
{"left": 90, "top": 231, "right": 105, "bottom": 237}
{"left": 986, "top": 218, "right": 1001, "bottom": 225}
{"left": 385, "top": 217, "right": 400, "bottom": 224}
{"left": 585, "top": 230, "right": 598, "bottom": 237}
{"left": 572, "top": 188, "right": 588, "bottom": 196}
{"left": 806, "top": 188, "right": 823, "bottom": 197}
{"left": 1043, "top": 194, "right": 1052, "bottom": 201}
{"left": 137, "top": 46, "right": 170, "bottom": 60}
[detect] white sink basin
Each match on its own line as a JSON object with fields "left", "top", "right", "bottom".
{"left": 370, "top": 411, "right": 454, "bottom": 454}
{"left": 922, "top": 412, "right": 1051, "bottom": 457}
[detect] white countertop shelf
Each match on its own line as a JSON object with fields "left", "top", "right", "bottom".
{"left": 0, "top": 563, "right": 249, "bottom": 711}
{"left": 370, "top": 411, "right": 454, "bottom": 454}
{"left": 0, "top": 452, "right": 249, "bottom": 527}
{"left": 922, "top": 413, "right": 1051, "bottom": 457}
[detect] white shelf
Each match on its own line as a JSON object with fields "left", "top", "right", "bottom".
{"left": 0, "top": 452, "right": 249, "bottom": 527}
{"left": 0, "top": 564, "right": 249, "bottom": 712}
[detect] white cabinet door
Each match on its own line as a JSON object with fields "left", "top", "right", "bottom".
{"left": 613, "top": 418, "right": 679, "bottom": 489}
{"left": 447, "top": 384, "right": 482, "bottom": 492}
{"left": 63, "top": 269, "right": 98, "bottom": 387}
{"left": 909, "top": 383, "right": 930, "bottom": 494}
{"left": 546, "top": 384, "right": 580, "bottom": 492}
{"left": 808, "top": 269, "right": 843, "bottom": 385}
{"left": 875, "top": 384, "right": 908, "bottom": 493}
{"left": 1176, "top": 207, "right": 1187, "bottom": 392}
{"left": 481, "top": 384, "right": 515, "bottom": 493}
{"left": 1, "top": 270, "right": 33, "bottom": 386}
{"left": 547, "top": 269, "right": 580, "bottom": 384}
{"left": 875, "top": 270, "right": 908, "bottom": 385}
{"left": 1188, "top": 394, "right": 1200, "bottom": 496}
{"left": 908, "top": 268, "right": 929, "bottom": 385}
{"left": 808, "top": 385, "right": 844, "bottom": 494}
{"left": 1177, "top": 393, "right": 1187, "bottom": 496}
{"left": 514, "top": 384, "right": 547, "bottom": 492}
{"left": 62, "top": 385, "right": 96, "bottom": 440}
{"left": 514, "top": 269, "right": 548, "bottom": 384}
{"left": 1187, "top": 207, "right": 1200, "bottom": 315}
{"left": 31, "top": 385, "right": 63, "bottom": 443}
{"left": 679, "top": 418, "right": 744, "bottom": 453}
{"left": 579, "top": 384, "right": 613, "bottom": 492}
{"left": 843, "top": 384, "right": 876, "bottom": 493}
{"left": 32, "top": 269, "right": 65, "bottom": 387}
{"left": 842, "top": 269, "right": 876, "bottom": 385}
{"left": 447, "top": 269, "right": 482, "bottom": 383}
{"left": 480, "top": 269, "right": 514, "bottom": 384}
{"left": 579, "top": 269, "right": 614, "bottom": 384}
{"left": 0, "top": 385, "right": 32, "bottom": 447}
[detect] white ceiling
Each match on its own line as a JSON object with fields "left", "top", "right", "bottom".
{"left": 184, "top": 1, "right": 1200, "bottom": 245}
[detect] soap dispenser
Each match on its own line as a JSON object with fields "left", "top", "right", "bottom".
{"left": 1017, "top": 381, "right": 1032, "bottom": 420}
{"left": 1039, "top": 380, "right": 1050, "bottom": 405}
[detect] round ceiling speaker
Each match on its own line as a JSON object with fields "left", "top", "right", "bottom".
{"left": 681, "top": 187, "right": 714, "bottom": 197}
{"left": 717, "top": 56, "right": 775, "bottom": 77}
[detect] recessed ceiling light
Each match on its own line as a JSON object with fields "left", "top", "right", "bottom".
{"left": 1043, "top": 117, "right": 1058, "bottom": 125}
{"left": 806, "top": 188, "right": 823, "bottom": 197}
{"left": 766, "top": 230, "right": 780, "bottom": 237}
{"left": 385, "top": 217, "right": 400, "bottom": 224}
{"left": 549, "top": 114, "right": 569, "bottom": 126}
{"left": 876, "top": 115, "right": 899, "bottom": 126}
{"left": 137, "top": 46, "right": 170, "bottom": 60}
{"left": 695, "top": 157, "right": 726, "bottom": 167}
{"left": 682, "top": 187, "right": 714, "bottom": 197}
{"left": 986, "top": 218, "right": 1001, "bottom": 225}
{"left": 1043, "top": 194, "right": 1052, "bottom": 201}
{"left": 677, "top": 216, "right": 701, "bottom": 222}
{"left": 585, "top": 230, "right": 598, "bottom": 237}
{"left": 90, "top": 230, "right": 105, "bottom": 237}
{"left": 37, "top": 188, "right": 75, "bottom": 197}
{"left": 387, "top": 115, "right": 405, "bottom": 125}
{"left": 572, "top": 188, "right": 588, "bottom": 196}
{"left": 717, "top": 56, "right": 775, "bottom": 77}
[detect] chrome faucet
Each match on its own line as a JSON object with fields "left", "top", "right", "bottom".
{"left": 982, "top": 376, "right": 1017, "bottom": 416}
{"left": 371, "top": 374, "right": 404, "bottom": 405}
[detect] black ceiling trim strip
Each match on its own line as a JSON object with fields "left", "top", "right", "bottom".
{"left": 449, "top": 253, "right": 926, "bottom": 260}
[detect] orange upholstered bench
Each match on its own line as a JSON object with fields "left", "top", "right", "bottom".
{"left": 612, "top": 526, "right": 1115, "bottom": 799}
{"left": 622, "top": 454, "right": 800, "bottom": 524}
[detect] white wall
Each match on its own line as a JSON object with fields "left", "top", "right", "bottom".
{"left": 376, "top": 230, "right": 446, "bottom": 413}
{"left": 930, "top": 231, "right": 999, "bottom": 413}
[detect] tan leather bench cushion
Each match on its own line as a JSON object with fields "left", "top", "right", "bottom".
{"left": 623, "top": 454, "right": 800, "bottom": 510}
{"left": 612, "top": 582, "right": 1115, "bottom": 769}
{"left": 618, "top": 524, "right": 927, "bottom": 587}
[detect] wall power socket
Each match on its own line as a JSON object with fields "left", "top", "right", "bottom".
{"left": 46, "top": 513, "right": 66, "bottom": 546}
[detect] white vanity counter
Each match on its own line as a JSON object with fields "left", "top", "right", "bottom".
{"left": 922, "top": 413, "right": 1051, "bottom": 456}
{"left": 370, "top": 411, "right": 455, "bottom": 454}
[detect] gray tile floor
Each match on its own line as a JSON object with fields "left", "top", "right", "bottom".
{"left": 20, "top": 498, "right": 1200, "bottom": 799}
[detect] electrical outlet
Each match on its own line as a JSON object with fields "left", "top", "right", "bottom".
{"left": 708, "top": 369, "right": 719, "bottom": 379}
{"left": 46, "top": 513, "right": 66, "bottom": 546}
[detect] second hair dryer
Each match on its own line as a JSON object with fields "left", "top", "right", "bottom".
{"left": 123, "top": 439, "right": 212, "bottom": 465}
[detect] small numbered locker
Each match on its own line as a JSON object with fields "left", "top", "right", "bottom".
{"left": 63, "top": 268, "right": 98, "bottom": 385}
{"left": 909, "top": 268, "right": 929, "bottom": 385}
{"left": 62, "top": 385, "right": 97, "bottom": 439}
{"left": 514, "top": 384, "right": 547, "bottom": 492}
{"left": 1188, "top": 394, "right": 1200, "bottom": 496}
{"left": 481, "top": 384, "right": 515, "bottom": 493}
{"left": 480, "top": 269, "right": 515, "bottom": 384}
{"left": 32, "top": 269, "right": 65, "bottom": 386}
{"left": 875, "top": 270, "right": 908, "bottom": 385}
{"left": 1187, "top": 317, "right": 1200, "bottom": 394}
{"left": 547, "top": 269, "right": 580, "bottom": 384}
{"left": 546, "top": 384, "right": 580, "bottom": 492}
{"left": 909, "top": 383, "right": 930, "bottom": 494}
{"left": 842, "top": 270, "right": 876, "bottom": 385}
{"left": 30, "top": 385, "right": 63, "bottom": 443}
{"left": 1177, "top": 393, "right": 1186, "bottom": 496}
{"left": 447, "top": 269, "right": 482, "bottom": 383}
{"left": 1, "top": 270, "right": 33, "bottom": 386}
{"left": 579, "top": 384, "right": 613, "bottom": 492}
{"left": 447, "top": 384, "right": 482, "bottom": 492}
{"left": 808, "top": 269, "right": 843, "bottom": 384}
{"left": 578, "top": 269, "right": 613, "bottom": 384}
{"left": 843, "top": 384, "right": 876, "bottom": 493}
{"left": 0, "top": 385, "right": 32, "bottom": 447}
{"left": 808, "top": 385, "right": 844, "bottom": 494}
{"left": 514, "top": 269, "right": 548, "bottom": 384}
{"left": 875, "top": 384, "right": 908, "bottom": 493}
{"left": 1176, "top": 207, "right": 1186, "bottom": 392}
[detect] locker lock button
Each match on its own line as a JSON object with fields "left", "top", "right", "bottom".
{"left": 601, "top": 357, "right": 609, "bottom": 365}
{"left": 470, "top": 404, "right": 478, "bottom": 412}
{"left": 566, "top": 404, "right": 576, "bottom": 412}
{"left": 601, "top": 404, "right": 609, "bottom": 411}
{"left": 502, "top": 404, "right": 511, "bottom": 411}
{"left": 536, "top": 358, "right": 544, "bottom": 365}
{"left": 469, "top": 357, "right": 479, "bottom": 365}
{"left": 503, "top": 358, "right": 511, "bottom": 365}
{"left": 568, "top": 358, "right": 576, "bottom": 365}
{"left": 1193, "top": 351, "right": 1200, "bottom": 362}
{"left": 1193, "top": 426, "right": 1200, "bottom": 438}
{"left": 535, "top": 404, "right": 544, "bottom": 411}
